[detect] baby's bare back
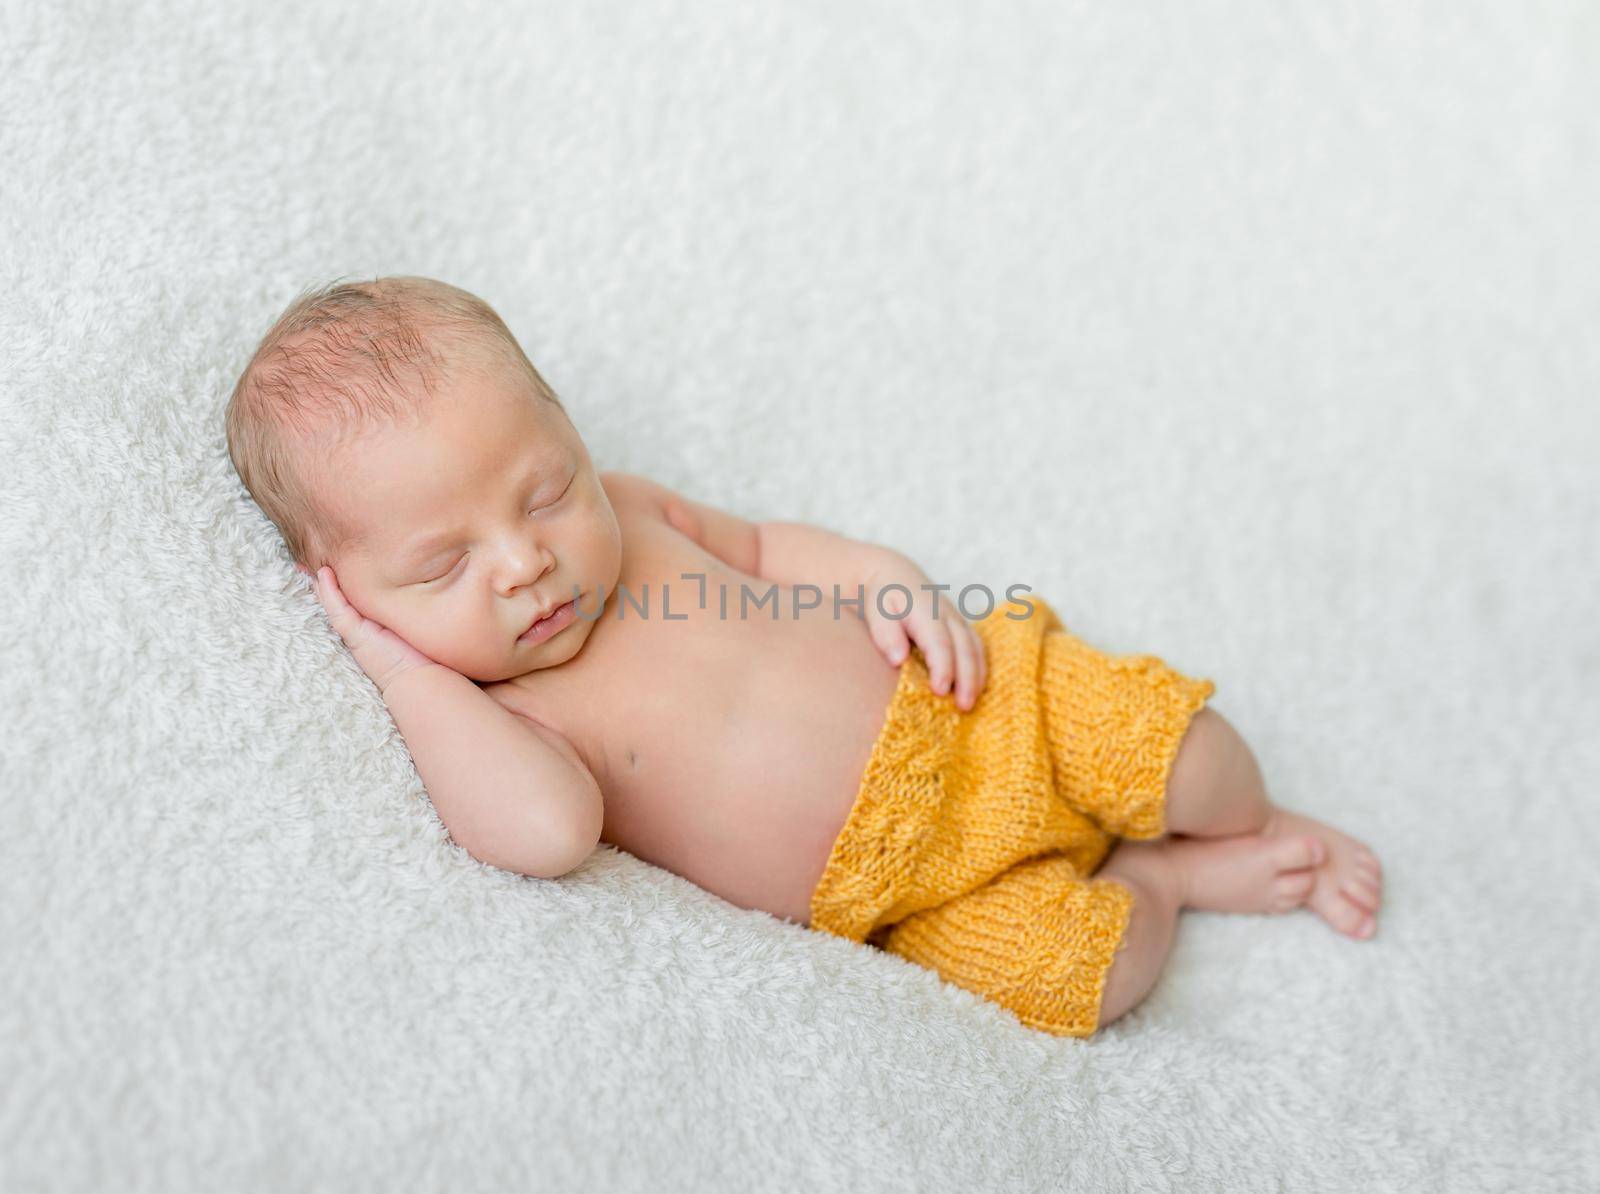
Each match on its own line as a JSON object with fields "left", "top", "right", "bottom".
{"left": 483, "top": 488, "right": 900, "bottom": 924}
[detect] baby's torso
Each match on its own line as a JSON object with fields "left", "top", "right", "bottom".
{"left": 482, "top": 484, "right": 900, "bottom": 925}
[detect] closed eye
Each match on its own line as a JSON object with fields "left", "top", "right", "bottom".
{"left": 531, "top": 474, "right": 575, "bottom": 513}
{"left": 417, "top": 556, "right": 463, "bottom": 585}
{"left": 411, "top": 473, "right": 573, "bottom": 585}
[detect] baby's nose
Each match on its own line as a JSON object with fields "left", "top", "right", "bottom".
{"left": 495, "top": 547, "right": 553, "bottom": 590}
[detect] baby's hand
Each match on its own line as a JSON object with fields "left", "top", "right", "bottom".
{"left": 304, "top": 564, "right": 438, "bottom": 697}
{"left": 860, "top": 550, "right": 987, "bottom": 711}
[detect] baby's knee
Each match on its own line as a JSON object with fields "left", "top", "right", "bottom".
{"left": 1093, "top": 871, "right": 1178, "bottom": 1029}
{"left": 1169, "top": 707, "right": 1234, "bottom": 785}
{"left": 1164, "top": 707, "right": 1267, "bottom": 832}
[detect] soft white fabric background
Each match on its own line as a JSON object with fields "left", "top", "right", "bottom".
{"left": 3, "top": 1, "right": 1597, "bottom": 1190}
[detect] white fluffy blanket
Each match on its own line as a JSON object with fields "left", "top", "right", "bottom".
{"left": 4, "top": 2, "right": 1596, "bottom": 1189}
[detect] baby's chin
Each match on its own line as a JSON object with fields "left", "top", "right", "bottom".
{"left": 461, "top": 615, "right": 593, "bottom": 681}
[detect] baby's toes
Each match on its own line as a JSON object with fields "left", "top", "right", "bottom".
{"left": 1271, "top": 870, "right": 1317, "bottom": 913}
{"left": 1310, "top": 884, "right": 1373, "bottom": 939}
{"left": 1340, "top": 873, "right": 1382, "bottom": 914}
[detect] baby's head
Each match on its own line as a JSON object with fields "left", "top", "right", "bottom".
{"left": 226, "top": 275, "right": 621, "bottom": 681}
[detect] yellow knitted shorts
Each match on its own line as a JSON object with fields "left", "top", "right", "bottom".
{"left": 808, "top": 594, "right": 1215, "bottom": 1038}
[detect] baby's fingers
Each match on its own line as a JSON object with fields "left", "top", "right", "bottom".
{"left": 311, "top": 567, "right": 347, "bottom": 620}
{"left": 970, "top": 621, "right": 987, "bottom": 694}
{"left": 915, "top": 618, "right": 956, "bottom": 697}
{"left": 313, "top": 566, "right": 348, "bottom": 609}
{"left": 313, "top": 567, "right": 373, "bottom": 643}
{"left": 315, "top": 567, "right": 368, "bottom": 624}
{"left": 961, "top": 617, "right": 987, "bottom": 696}
{"left": 947, "top": 618, "right": 981, "bottom": 711}
{"left": 867, "top": 612, "right": 910, "bottom": 667}
{"left": 310, "top": 569, "right": 435, "bottom": 691}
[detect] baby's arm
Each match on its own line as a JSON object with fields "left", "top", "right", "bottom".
{"left": 310, "top": 566, "right": 601, "bottom": 879}
{"left": 754, "top": 523, "right": 992, "bottom": 706}
{"left": 382, "top": 665, "right": 603, "bottom": 879}
{"left": 610, "top": 472, "right": 988, "bottom": 709}
{"left": 607, "top": 471, "right": 886, "bottom": 589}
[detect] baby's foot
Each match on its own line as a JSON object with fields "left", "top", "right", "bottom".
{"left": 1260, "top": 806, "right": 1383, "bottom": 940}
{"left": 1163, "top": 833, "right": 1327, "bottom": 915}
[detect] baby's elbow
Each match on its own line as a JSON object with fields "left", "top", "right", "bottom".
{"left": 463, "top": 799, "right": 600, "bottom": 880}
{"left": 517, "top": 808, "right": 601, "bottom": 879}
{"left": 543, "top": 781, "right": 606, "bottom": 877}
{"left": 472, "top": 830, "right": 590, "bottom": 880}
{"left": 544, "top": 809, "right": 602, "bottom": 878}
{"left": 519, "top": 845, "right": 590, "bottom": 881}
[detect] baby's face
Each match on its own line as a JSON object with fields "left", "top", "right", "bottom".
{"left": 317, "top": 369, "right": 622, "bottom": 683}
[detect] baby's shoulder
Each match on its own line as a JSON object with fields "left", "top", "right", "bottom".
{"left": 600, "top": 471, "right": 696, "bottom": 541}
{"left": 597, "top": 469, "right": 669, "bottom": 515}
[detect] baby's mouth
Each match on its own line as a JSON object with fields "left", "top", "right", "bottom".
{"left": 518, "top": 597, "right": 578, "bottom": 642}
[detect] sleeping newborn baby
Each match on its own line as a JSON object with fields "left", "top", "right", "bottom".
{"left": 225, "top": 275, "right": 1384, "bottom": 1038}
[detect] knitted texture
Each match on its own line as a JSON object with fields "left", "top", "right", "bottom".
{"left": 875, "top": 856, "right": 1135, "bottom": 1038}
{"left": 1040, "top": 625, "right": 1218, "bottom": 842}
{"left": 808, "top": 595, "right": 1216, "bottom": 1037}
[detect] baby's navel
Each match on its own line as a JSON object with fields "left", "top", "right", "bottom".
{"left": 626, "top": 747, "right": 639, "bottom": 771}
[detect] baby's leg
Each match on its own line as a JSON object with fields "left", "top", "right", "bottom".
{"left": 1163, "top": 707, "right": 1274, "bottom": 836}
{"left": 1163, "top": 707, "right": 1385, "bottom": 940}
{"left": 1095, "top": 831, "right": 1325, "bottom": 1027}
